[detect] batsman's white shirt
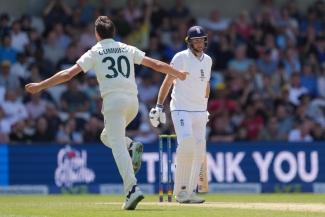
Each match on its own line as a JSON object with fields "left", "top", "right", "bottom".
{"left": 170, "top": 49, "right": 212, "bottom": 112}
{"left": 77, "top": 38, "right": 145, "bottom": 97}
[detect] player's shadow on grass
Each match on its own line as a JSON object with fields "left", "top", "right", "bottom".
{"left": 112, "top": 208, "right": 173, "bottom": 212}
{"left": 133, "top": 209, "right": 170, "bottom": 211}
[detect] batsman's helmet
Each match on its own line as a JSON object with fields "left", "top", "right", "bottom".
{"left": 185, "top": 26, "right": 208, "bottom": 49}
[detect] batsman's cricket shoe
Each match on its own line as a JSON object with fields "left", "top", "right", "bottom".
{"left": 122, "top": 185, "right": 144, "bottom": 210}
{"left": 189, "top": 193, "right": 205, "bottom": 204}
{"left": 175, "top": 191, "right": 190, "bottom": 203}
{"left": 128, "top": 142, "right": 143, "bottom": 174}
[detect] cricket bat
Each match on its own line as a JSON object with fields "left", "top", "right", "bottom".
{"left": 197, "top": 153, "right": 208, "bottom": 193}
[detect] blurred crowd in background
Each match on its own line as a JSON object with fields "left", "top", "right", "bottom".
{"left": 0, "top": 0, "right": 325, "bottom": 144}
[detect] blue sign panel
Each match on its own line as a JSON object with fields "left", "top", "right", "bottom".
{"left": 9, "top": 144, "right": 117, "bottom": 186}
{"left": 7, "top": 142, "right": 325, "bottom": 193}
{"left": 0, "top": 145, "right": 8, "bottom": 186}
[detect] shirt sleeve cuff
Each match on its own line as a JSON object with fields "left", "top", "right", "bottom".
{"left": 76, "top": 60, "right": 89, "bottom": 72}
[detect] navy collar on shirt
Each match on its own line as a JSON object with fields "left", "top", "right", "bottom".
{"left": 188, "top": 48, "right": 205, "bottom": 62}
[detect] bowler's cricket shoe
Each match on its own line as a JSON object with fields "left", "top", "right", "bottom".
{"left": 128, "top": 142, "right": 143, "bottom": 174}
{"left": 189, "top": 193, "right": 205, "bottom": 204}
{"left": 122, "top": 185, "right": 145, "bottom": 210}
{"left": 175, "top": 191, "right": 190, "bottom": 203}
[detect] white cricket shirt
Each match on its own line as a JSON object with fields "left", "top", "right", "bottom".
{"left": 77, "top": 39, "right": 145, "bottom": 97}
{"left": 170, "top": 49, "right": 212, "bottom": 111}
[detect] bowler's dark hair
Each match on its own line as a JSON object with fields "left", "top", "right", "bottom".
{"left": 95, "top": 16, "right": 115, "bottom": 39}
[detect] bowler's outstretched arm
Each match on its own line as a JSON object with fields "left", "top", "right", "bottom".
{"left": 141, "top": 56, "right": 189, "bottom": 81}
{"left": 25, "top": 64, "right": 82, "bottom": 94}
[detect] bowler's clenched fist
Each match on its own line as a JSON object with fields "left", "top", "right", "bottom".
{"left": 25, "top": 83, "right": 43, "bottom": 94}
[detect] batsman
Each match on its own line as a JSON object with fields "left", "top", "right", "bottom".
{"left": 149, "top": 26, "right": 211, "bottom": 203}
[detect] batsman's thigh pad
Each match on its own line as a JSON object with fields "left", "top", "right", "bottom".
{"left": 171, "top": 111, "right": 193, "bottom": 142}
{"left": 188, "top": 140, "right": 206, "bottom": 195}
{"left": 173, "top": 137, "right": 196, "bottom": 196}
{"left": 192, "top": 112, "right": 207, "bottom": 143}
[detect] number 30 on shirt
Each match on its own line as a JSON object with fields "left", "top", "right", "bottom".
{"left": 102, "top": 55, "right": 130, "bottom": 78}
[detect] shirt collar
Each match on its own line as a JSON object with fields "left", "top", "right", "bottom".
{"left": 188, "top": 48, "right": 204, "bottom": 62}
{"left": 197, "top": 53, "right": 204, "bottom": 61}
{"left": 98, "top": 38, "right": 115, "bottom": 44}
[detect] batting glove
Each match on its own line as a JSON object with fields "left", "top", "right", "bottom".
{"left": 149, "top": 104, "right": 166, "bottom": 127}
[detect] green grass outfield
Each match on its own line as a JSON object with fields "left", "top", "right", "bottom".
{"left": 0, "top": 194, "right": 325, "bottom": 217}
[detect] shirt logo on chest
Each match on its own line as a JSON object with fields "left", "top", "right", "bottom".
{"left": 199, "top": 69, "right": 205, "bottom": 81}
{"left": 180, "top": 119, "right": 184, "bottom": 126}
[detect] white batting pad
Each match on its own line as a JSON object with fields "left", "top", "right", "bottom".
{"left": 188, "top": 140, "right": 206, "bottom": 195}
{"left": 173, "top": 137, "right": 196, "bottom": 196}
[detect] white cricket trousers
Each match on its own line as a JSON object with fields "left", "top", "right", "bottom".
{"left": 171, "top": 111, "right": 206, "bottom": 144}
{"left": 100, "top": 92, "right": 138, "bottom": 195}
